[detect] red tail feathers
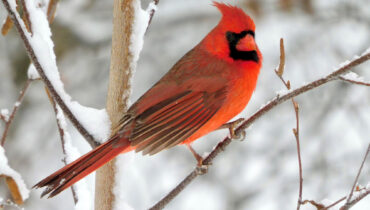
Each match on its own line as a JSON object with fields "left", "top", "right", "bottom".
{"left": 33, "top": 135, "right": 129, "bottom": 198}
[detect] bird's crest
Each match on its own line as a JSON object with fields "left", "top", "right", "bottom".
{"left": 213, "top": 2, "right": 255, "bottom": 32}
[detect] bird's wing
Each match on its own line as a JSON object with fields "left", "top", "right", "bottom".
{"left": 129, "top": 85, "right": 227, "bottom": 155}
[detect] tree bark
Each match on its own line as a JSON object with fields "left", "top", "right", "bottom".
{"left": 95, "top": 0, "right": 135, "bottom": 209}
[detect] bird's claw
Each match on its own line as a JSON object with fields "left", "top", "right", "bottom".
{"left": 187, "top": 144, "right": 211, "bottom": 175}
{"left": 195, "top": 164, "right": 208, "bottom": 175}
{"left": 220, "top": 118, "right": 245, "bottom": 140}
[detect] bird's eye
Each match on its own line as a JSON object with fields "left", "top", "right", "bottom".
{"left": 226, "top": 31, "right": 236, "bottom": 43}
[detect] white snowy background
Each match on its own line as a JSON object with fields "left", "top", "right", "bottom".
{"left": 0, "top": 0, "right": 369, "bottom": 209}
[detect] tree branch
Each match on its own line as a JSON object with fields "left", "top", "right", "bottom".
{"left": 146, "top": 0, "right": 160, "bottom": 32}
{"left": 341, "top": 143, "right": 370, "bottom": 210}
{"left": 45, "top": 89, "right": 78, "bottom": 204}
{"left": 1, "top": 79, "right": 32, "bottom": 146}
{"left": 1, "top": 0, "right": 99, "bottom": 148}
{"left": 150, "top": 49, "right": 370, "bottom": 209}
{"left": 341, "top": 188, "right": 370, "bottom": 210}
{"left": 274, "top": 39, "right": 304, "bottom": 210}
{"left": 339, "top": 76, "right": 370, "bottom": 87}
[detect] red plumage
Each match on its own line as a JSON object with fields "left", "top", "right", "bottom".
{"left": 34, "top": 2, "right": 262, "bottom": 198}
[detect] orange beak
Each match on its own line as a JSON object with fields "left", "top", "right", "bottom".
{"left": 236, "top": 34, "right": 256, "bottom": 52}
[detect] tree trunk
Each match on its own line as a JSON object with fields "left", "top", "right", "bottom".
{"left": 95, "top": 0, "right": 135, "bottom": 209}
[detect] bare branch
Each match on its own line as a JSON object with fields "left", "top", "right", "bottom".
{"left": 322, "top": 196, "right": 347, "bottom": 210}
{"left": 20, "top": 0, "right": 32, "bottom": 34}
{"left": 46, "top": 0, "right": 59, "bottom": 23}
{"left": 146, "top": 0, "right": 160, "bottom": 32}
{"left": 292, "top": 101, "right": 303, "bottom": 210}
{"left": 301, "top": 199, "right": 325, "bottom": 209}
{"left": 150, "top": 49, "right": 370, "bottom": 209}
{"left": 341, "top": 143, "right": 370, "bottom": 210}
{"left": 1, "top": 0, "right": 99, "bottom": 148}
{"left": 1, "top": 79, "right": 32, "bottom": 146}
{"left": 339, "top": 76, "right": 370, "bottom": 86}
{"left": 274, "top": 38, "right": 303, "bottom": 210}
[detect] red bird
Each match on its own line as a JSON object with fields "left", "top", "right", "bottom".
{"left": 35, "top": 2, "right": 262, "bottom": 197}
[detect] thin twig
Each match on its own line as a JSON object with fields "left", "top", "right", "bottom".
{"left": 46, "top": 0, "right": 59, "bottom": 23}
{"left": 45, "top": 89, "right": 78, "bottom": 204}
{"left": 339, "top": 76, "right": 370, "bottom": 86}
{"left": 0, "top": 113, "right": 7, "bottom": 122}
{"left": 341, "top": 188, "right": 370, "bottom": 210}
{"left": 20, "top": 0, "right": 32, "bottom": 34}
{"left": 341, "top": 143, "right": 370, "bottom": 209}
{"left": 301, "top": 199, "right": 325, "bottom": 209}
{"left": 274, "top": 39, "right": 304, "bottom": 210}
{"left": 322, "top": 196, "right": 347, "bottom": 210}
{"left": 146, "top": 0, "right": 160, "bottom": 33}
{"left": 1, "top": 0, "right": 99, "bottom": 148}
{"left": 0, "top": 79, "right": 32, "bottom": 146}
{"left": 149, "top": 49, "right": 370, "bottom": 209}
{"left": 292, "top": 101, "right": 303, "bottom": 210}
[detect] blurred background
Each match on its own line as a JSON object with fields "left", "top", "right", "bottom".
{"left": 1, "top": 0, "right": 369, "bottom": 209}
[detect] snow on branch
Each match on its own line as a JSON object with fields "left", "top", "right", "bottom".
{"left": 54, "top": 105, "right": 92, "bottom": 210}
{"left": 0, "top": 146, "right": 29, "bottom": 205}
{"left": 339, "top": 72, "right": 370, "bottom": 87}
{"left": 1, "top": 0, "right": 110, "bottom": 147}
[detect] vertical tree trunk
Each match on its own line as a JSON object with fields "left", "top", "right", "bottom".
{"left": 95, "top": 0, "right": 135, "bottom": 209}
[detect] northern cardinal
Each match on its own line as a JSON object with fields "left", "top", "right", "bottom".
{"left": 35, "top": 2, "right": 262, "bottom": 198}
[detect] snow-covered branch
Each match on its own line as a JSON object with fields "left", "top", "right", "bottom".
{"left": 0, "top": 146, "right": 29, "bottom": 205}
{"left": 1, "top": 0, "right": 110, "bottom": 148}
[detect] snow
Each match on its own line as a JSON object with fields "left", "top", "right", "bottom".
{"left": 275, "top": 88, "right": 292, "bottom": 96}
{"left": 27, "top": 64, "right": 40, "bottom": 80}
{"left": 0, "top": 146, "right": 30, "bottom": 201}
{"left": 1, "top": 109, "right": 10, "bottom": 121}
{"left": 337, "top": 60, "right": 351, "bottom": 68}
{"left": 114, "top": 155, "right": 135, "bottom": 210}
{"left": 1, "top": 1, "right": 370, "bottom": 209}
{"left": 320, "top": 198, "right": 334, "bottom": 206}
{"left": 55, "top": 106, "right": 92, "bottom": 210}
{"left": 7, "top": 0, "right": 111, "bottom": 143}
{"left": 341, "top": 72, "right": 365, "bottom": 82}
{"left": 14, "top": 101, "right": 20, "bottom": 107}
{"left": 129, "top": 0, "right": 153, "bottom": 67}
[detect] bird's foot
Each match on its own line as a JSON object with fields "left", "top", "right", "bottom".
{"left": 219, "top": 118, "right": 246, "bottom": 141}
{"left": 187, "top": 144, "right": 211, "bottom": 175}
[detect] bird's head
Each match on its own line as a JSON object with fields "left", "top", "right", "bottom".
{"left": 202, "top": 2, "right": 262, "bottom": 65}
